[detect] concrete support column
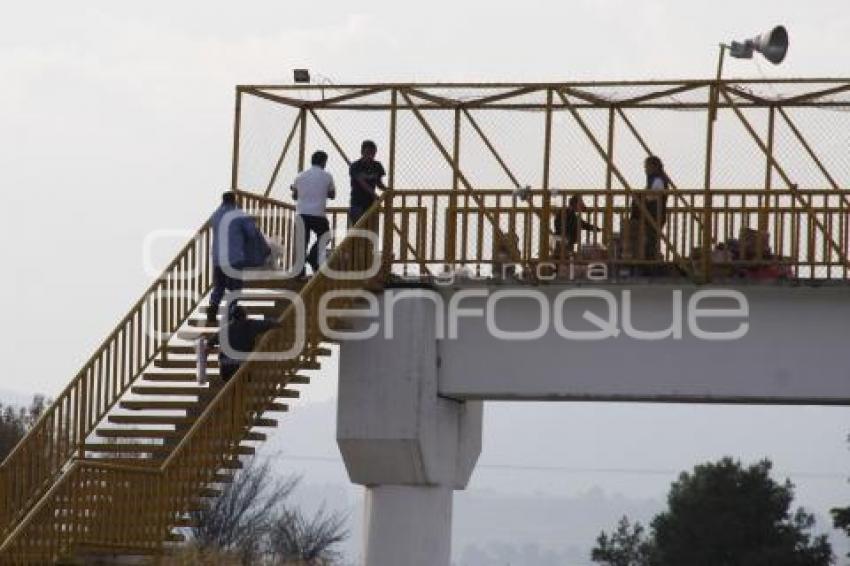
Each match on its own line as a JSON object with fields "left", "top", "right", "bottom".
{"left": 337, "top": 293, "right": 482, "bottom": 566}
{"left": 363, "top": 485, "right": 453, "bottom": 566}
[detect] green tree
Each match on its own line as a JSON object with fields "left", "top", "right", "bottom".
{"left": 0, "top": 395, "right": 47, "bottom": 460}
{"left": 591, "top": 516, "right": 652, "bottom": 566}
{"left": 592, "top": 458, "right": 833, "bottom": 566}
{"left": 831, "top": 507, "right": 850, "bottom": 559}
{"left": 830, "top": 433, "right": 850, "bottom": 558}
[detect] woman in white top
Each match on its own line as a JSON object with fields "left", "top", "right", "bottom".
{"left": 630, "top": 155, "right": 670, "bottom": 262}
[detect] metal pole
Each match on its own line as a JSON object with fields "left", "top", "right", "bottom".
{"left": 760, "top": 105, "right": 776, "bottom": 232}
{"left": 264, "top": 115, "right": 301, "bottom": 197}
{"left": 701, "top": 45, "right": 725, "bottom": 281}
{"left": 777, "top": 106, "right": 846, "bottom": 195}
{"left": 297, "top": 107, "right": 307, "bottom": 172}
{"left": 448, "top": 105, "right": 461, "bottom": 266}
{"left": 541, "top": 88, "right": 553, "bottom": 260}
{"left": 230, "top": 88, "right": 243, "bottom": 191}
{"left": 382, "top": 89, "right": 398, "bottom": 276}
{"left": 310, "top": 109, "right": 351, "bottom": 165}
{"left": 605, "top": 106, "right": 616, "bottom": 244}
{"left": 388, "top": 90, "right": 397, "bottom": 190}
{"left": 710, "top": 45, "right": 726, "bottom": 123}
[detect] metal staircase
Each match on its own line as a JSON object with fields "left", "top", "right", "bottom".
{"left": 0, "top": 192, "right": 384, "bottom": 563}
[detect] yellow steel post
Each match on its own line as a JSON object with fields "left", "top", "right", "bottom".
{"left": 264, "top": 115, "right": 302, "bottom": 197}
{"left": 297, "top": 107, "right": 307, "bottom": 172}
{"left": 382, "top": 89, "right": 397, "bottom": 277}
{"left": 448, "top": 105, "right": 461, "bottom": 267}
{"left": 230, "top": 88, "right": 243, "bottom": 191}
{"left": 702, "top": 47, "right": 725, "bottom": 282}
{"left": 605, "top": 106, "right": 616, "bottom": 245}
{"left": 759, "top": 105, "right": 776, "bottom": 232}
{"left": 541, "top": 88, "right": 553, "bottom": 260}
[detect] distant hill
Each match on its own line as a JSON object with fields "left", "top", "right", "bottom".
{"left": 257, "top": 398, "right": 850, "bottom": 564}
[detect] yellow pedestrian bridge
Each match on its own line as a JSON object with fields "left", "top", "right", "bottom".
{"left": 1, "top": 79, "right": 849, "bottom": 563}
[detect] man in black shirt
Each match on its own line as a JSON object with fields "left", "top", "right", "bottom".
{"left": 348, "top": 139, "right": 386, "bottom": 226}
{"left": 553, "top": 195, "right": 601, "bottom": 254}
{"left": 208, "top": 303, "right": 280, "bottom": 381}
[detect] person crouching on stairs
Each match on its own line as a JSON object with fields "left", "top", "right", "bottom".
{"left": 206, "top": 191, "right": 271, "bottom": 327}
{"left": 207, "top": 303, "right": 281, "bottom": 382}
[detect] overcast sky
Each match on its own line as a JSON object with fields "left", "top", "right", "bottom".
{"left": 3, "top": 0, "right": 849, "bottom": 394}
{"left": 2, "top": 1, "right": 850, "bottom": 560}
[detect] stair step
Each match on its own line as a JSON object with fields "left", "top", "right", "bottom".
{"left": 144, "top": 372, "right": 220, "bottom": 382}
{"left": 199, "top": 305, "right": 281, "bottom": 316}
{"left": 82, "top": 457, "right": 162, "bottom": 467}
{"left": 165, "top": 532, "right": 186, "bottom": 543}
{"left": 166, "top": 345, "right": 220, "bottom": 356}
{"left": 276, "top": 390, "right": 299, "bottom": 399}
{"left": 109, "top": 414, "right": 193, "bottom": 425}
{"left": 96, "top": 429, "right": 178, "bottom": 439}
{"left": 177, "top": 328, "right": 218, "bottom": 340}
{"left": 172, "top": 517, "right": 197, "bottom": 528}
{"left": 253, "top": 418, "right": 278, "bottom": 427}
{"left": 252, "top": 373, "right": 309, "bottom": 385}
{"left": 243, "top": 278, "right": 306, "bottom": 291}
{"left": 187, "top": 318, "right": 219, "bottom": 328}
{"left": 264, "top": 402, "right": 290, "bottom": 411}
{"left": 131, "top": 385, "right": 216, "bottom": 396}
{"left": 198, "top": 487, "right": 223, "bottom": 498}
{"left": 300, "top": 361, "right": 321, "bottom": 370}
{"left": 187, "top": 315, "right": 278, "bottom": 328}
{"left": 155, "top": 359, "right": 219, "bottom": 369}
{"left": 187, "top": 316, "right": 281, "bottom": 328}
{"left": 244, "top": 431, "right": 266, "bottom": 442}
{"left": 83, "top": 443, "right": 170, "bottom": 454}
{"left": 212, "top": 472, "right": 234, "bottom": 483}
{"left": 120, "top": 400, "right": 197, "bottom": 411}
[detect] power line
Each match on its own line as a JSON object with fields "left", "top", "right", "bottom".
{"left": 262, "top": 452, "right": 849, "bottom": 481}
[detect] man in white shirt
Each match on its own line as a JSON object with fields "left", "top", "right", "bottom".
{"left": 291, "top": 150, "right": 336, "bottom": 277}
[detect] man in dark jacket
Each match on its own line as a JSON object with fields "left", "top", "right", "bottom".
{"left": 553, "top": 195, "right": 601, "bottom": 255}
{"left": 208, "top": 303, "right": 280, "bottom": 381}
{"left": 206, "top": 192, "right": 271, "bottom": 326}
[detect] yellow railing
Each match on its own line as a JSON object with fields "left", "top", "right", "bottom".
{"left": 375, "top": 189, "right": 850, "bottom": 281}
{"left": 0, "top": 221, "right": 213, "bottom": 539}
{"left": 1, "top": 186, "right": 848, "bottom": 560}
{"left": 0, "top": 195, "right": 384, "bottom": 562}
{"left": 0, "top": 193, "right": 297, "bottom": 546}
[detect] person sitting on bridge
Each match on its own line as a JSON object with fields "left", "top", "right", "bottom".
{"left": 348, "top": 139, "right": 387, "bottom": 226}
{"left": 552, "top": 195, "right": 601, "bottom": 258}
{"left": 207, "top": 303, "right": 281, "bottom": 381}
{"left": 206, "top": 191, "right": 271, "bottom": 326}
{"left": 290, "top": 150, "right": 336, "bottom": 278}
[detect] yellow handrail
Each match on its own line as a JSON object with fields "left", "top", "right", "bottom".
{"left": 0, "top": 221, "right": 213, "bottom": 537}
{"left": 0, "top": 194, "right": 386, "bottom": 561}
{"left": 0, "top": 193, "right": 298, "bottom": 542}
{"left": 2, "top": 185, "right": 848, "bottom": 560}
